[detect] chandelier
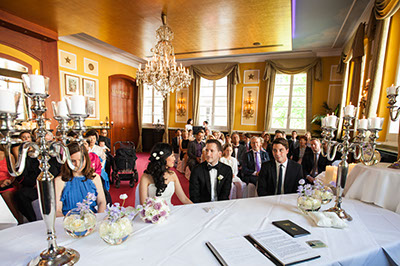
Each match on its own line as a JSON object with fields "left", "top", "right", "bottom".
{"left": 136, "top": 13, "right": 192, "bottom": 99}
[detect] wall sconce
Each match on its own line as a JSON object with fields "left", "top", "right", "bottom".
{"left": 243, "top": 90, "right": 255, "bottom": 118}
{"left": 177, "top": 92, "right": 186, "bottom": 116}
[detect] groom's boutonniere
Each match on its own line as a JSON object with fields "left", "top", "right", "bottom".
{"left": 217, "top": 175, "right": 224, "bottom": 181}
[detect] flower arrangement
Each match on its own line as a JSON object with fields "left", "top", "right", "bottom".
{"left": 137, "top": 197, "right": 170, "bottom": 224}
{"left": 297, "top": 179, "right": 321, "bottom": 212}
{"left": 98, "top": 194, "right": 135, "bottom": 245}
{"left": 63, "top": 192, "right": 97, "bottom": 238}
{"left": 313, "top": 180, "right": 335, "bottom": 204}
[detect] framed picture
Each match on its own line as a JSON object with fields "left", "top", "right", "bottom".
{"left": 59, "top": 50, "right": 77, "bottom": 70}
{"left": 83, "top": 78, "right": 96, "bottom": 98}
{"left": 84, "top": 58, "right": 99, "bottom": 76}
{"left": 243, "top": 69, "right": 260, "bottom": 84}
{"left": 65, "top": 74, "right": 80, "bottom": 95}
{"left": 88, "top": 99, "right": 96, "bottom": 118}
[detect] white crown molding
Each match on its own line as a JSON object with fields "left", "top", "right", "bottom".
{"left": 59, "top": 34, "right": 146, "bottom": 68}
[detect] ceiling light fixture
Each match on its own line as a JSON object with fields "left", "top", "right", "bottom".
{"left": 136, "top": 13, "right": 192, "bottom": 99}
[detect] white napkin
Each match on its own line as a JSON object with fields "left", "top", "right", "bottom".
{"left": 308, "top": 212, "right": 348, "bottom": 229}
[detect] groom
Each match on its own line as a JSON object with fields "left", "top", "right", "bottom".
{"left": 189, "top": 139, "right": 232, "bottom": 203}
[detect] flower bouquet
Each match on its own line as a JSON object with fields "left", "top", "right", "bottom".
{"left": 98, "top": 194, "right": 135, "bottom": 245}
{"left": 63, "top": 192, "right": 97, "bottom": 238}
{"left": 297, "top": 179, "right": 322, "bottom": 213}
{"left": 136, "top": 197, "right": 170, "bottom": 224}
{"left": 313, "top": 180, "right": 335, "bottom": 204}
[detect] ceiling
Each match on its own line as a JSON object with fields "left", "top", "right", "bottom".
{"left": 0, "top": 0, "right": 372, "bottom": 64}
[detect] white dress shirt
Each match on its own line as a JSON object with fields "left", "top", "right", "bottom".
{"left": 209, "top": 163, "right": 218, "bottom": 202}
{"left": 275, "top": 159, "right": 288, "bottom": 194}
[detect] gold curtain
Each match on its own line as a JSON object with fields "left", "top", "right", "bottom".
{"left": 375, "top": 0, "right": 400, "bottom": 19}
{"left": 189, "top": 63, "right": 240, "bottom": 133}
{"left": 162, "top": 95, "right": 170, "bottom": 143}
{"left": 349, "top": 23, "right": 366, "bottom": 105}
{"left": 136, "top": 83, "right": 143, "bottom": 152}
{"left": 262, "top": 58, "right": 322, "bottom": 131}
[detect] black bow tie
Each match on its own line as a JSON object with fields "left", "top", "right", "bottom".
{"left": 207, "top": 163, "right": 219, "bottom": 171}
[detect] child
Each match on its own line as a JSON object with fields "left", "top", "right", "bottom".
{"left": 98, "top": 136, "right": 110, "bottom": 153}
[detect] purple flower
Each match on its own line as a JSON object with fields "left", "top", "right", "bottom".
{"left": 305, "top": 189, "right": 312, "bottom": 197}
{"left": 329, "top": 181, "right": 337, "bottom": 187}
{"left": 152, "top": 215, "right": 160, "bottom": 223}
{"left": 153, "top": 203, "right": 162, "bottom": 211}
{"left": 160, "top": 210, "right": 167, "bottom": 217}
{"left": 299, "top": 179, "right": 305, "bottom": 185}
{"left": 140, "top": 209, "right": 146, "bottom": 217}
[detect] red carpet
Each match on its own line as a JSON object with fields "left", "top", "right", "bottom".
{"left": 109, "top": 152, "right": 190, "bottom": 207}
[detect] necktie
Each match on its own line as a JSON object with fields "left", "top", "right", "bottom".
{"left": 277, "top": 164, "right": 283, "bottom": 194}
{"left": 207, "top": 163, "right": 218, "bottom": 171}
{"left": 311, "top": 153, "right": 318, "bottom": 177}
{"left": 255, "top": 152, "right": 261, "bottom": 172}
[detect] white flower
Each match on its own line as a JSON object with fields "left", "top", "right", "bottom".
{"left": 159, "top": 151, "right": 164, "bottom": 155}
{"left": 217, "top": 175, "right": 224, "bottom": 181}
{"left": 152, "top": 152, "right": 157, "bottom": 157}
{"left": 119, "top": 194, "right": 128, "bottom": 200}
{"left": 156, "top": 156, "right": 160, "bottom": 160}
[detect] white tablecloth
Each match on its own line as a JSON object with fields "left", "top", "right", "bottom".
{"left": 0, "top": 195, "right": 17, "bottom": 230}
{"left": 0, "top": 194, "right": 399, "bottom": 265}
{"left": 345, "top": 163, "right": 400, "bottom": 214}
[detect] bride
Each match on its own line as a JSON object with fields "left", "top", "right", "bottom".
{"left": 138, "top": 143, "right": 192, "bottom": 206}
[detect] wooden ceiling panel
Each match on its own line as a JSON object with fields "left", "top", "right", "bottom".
{"left": 0, "top": 0, "right": 292, "bottom": 59}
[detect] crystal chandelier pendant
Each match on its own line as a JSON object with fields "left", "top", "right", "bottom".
{"left": 136, "top": 13, "right": 192, "bottom": 99}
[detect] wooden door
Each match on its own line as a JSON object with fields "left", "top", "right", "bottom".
{"left": 109, "top": 75, "right": 139, "bottom": 150}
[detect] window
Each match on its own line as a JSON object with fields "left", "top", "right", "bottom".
{"left": 199, "top": 77, "right": 227, "bottom": 129}
{"left": 142, "top": 85, "right": 164, "bottom": 125}
{"left": 0, "top": 76, "right": 28, "bottom": 120}
{"left": 270, "top": 73, "right": 307, "bottom": 131}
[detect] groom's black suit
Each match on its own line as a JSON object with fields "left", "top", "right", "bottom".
{"left": 189, "top": 161, "right": 232, "bottom": 203}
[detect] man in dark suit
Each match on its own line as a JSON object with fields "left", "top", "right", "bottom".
{"left": 258, "top": 138, "right": 303, "bottom": 196}
{"left": 187, "top": 130, "right": 205, "bottom": 170}
{"left": 171, "top": 129, "right": 182, "bottom": 167}
{"left": 302, "top": 138, "right": 333, "bottom": 183}
{"left": 189, "top": 139, "right": 233, "bottom": 203}
{"left": 100, "top": 129, "right": 111, "bottom": 149}
{"left": 288, "top": 130, "right": 299, "bottom": 158}
{"left": 242, "top": 136, "right": 270, "bottom": 186}
{"left": 231, "top": 132, "right": 246, "bottom": 166}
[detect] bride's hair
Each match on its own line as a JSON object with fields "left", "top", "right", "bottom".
{"left": 144, "top": 142, "right": 173, "bottom": 196}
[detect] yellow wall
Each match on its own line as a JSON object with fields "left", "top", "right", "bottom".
{"left": 377, "top": 11, "right": 400, "bottom": 141}
{"left": 169, "top": 57, "right": 340, "bottom": 133}
{"left": 58, "top": 41, "right": 137, "bottom": 126}
{"left": 0, "top": 43, "right": 41, "bottom": 74}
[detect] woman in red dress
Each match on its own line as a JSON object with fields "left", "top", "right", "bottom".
{"left": 0, "top": 145, "right": 23, "bottom": 224}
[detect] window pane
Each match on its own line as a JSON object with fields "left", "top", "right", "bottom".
{"left": 200, "top": 106, "right": 212, "bottom": 116}
{"left": 293, "top": 86, "right": 306, "bottom": 96}
{"left": 214, "top": 106, "right": 227, "bottom": 115}
{"left": 199, "top": 96, "right": 213, "bottom": 106}
{"left": 200, "top": 78, "right": 214, "bottom": 87}
{"left": 290, "top": 119, "right": 306, "bottom": 130}
{"left": 271, "top": 107, "right": 288, "bottom": 118}
{"left": 200, "top": 86, "right": 213, "bottom": 97}
{"left": 215, "top": 96, "right": 227, "bottom": 106}
{"left": 216, "top": 77, "right": 227, "bottom": 86}
{"left": 215, "top": 87, "right": 227, "bottom": 96}
{"left": 275, "top": 74, "right": 290, "bottom": 85}
{"left": 291, "top": 96, "right": 306, "bottom": 107}
{"left": 143, "top": 106, "right": 152, "bottom": 115}
{"left": 290, "top": 108, "right": 306, "bottom": 118}
{"left": 294, "top": 73, "right": 307, "bottom": 84}
{"left": 274, "top": 85, "right": 290, "bottom": 96}
{"left": 271, "top": 118, "right": 287, "bottom": 129}
{"left": 272, "top": 97, "right": 289, "bottom": 107}
{"left": 214, "top": 116, "right": 227, "bottom": 126}
{"left": 143, "top": 115, "right": 152, "bottom": 124}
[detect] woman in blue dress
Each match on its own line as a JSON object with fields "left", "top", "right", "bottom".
{"left": 55, "top": 142, "right": 106, "bottom": 216}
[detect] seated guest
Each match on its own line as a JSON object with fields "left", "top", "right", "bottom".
{"left": 305, "top": 131, "right": 312, "bottom": 147}
{"left": 171, "top": 129, "right": 182, "bottom": 161}
{"left": 225, "top": 134, "right": 231, "bottom": 144}
{"left": 231, "top": 132, "right": 246, "bottom": 166}
{"left": 11, "top": 130, "right": 32, "bottom": 159}
{"left": 55, "top": 142, "right": 106, "bottom": 216}
{"left": 189, "top": 139, "right": 232, "bottom": 203}
{"left": 139, "top": 143, "right": 192, "bottom": 206}
{"left": 85, "top": 130, "right": 106, "bottom": 165}
{"left": 187, "top": 130, "right": 205, "bottom": 171}
{"left": 220, "top": 143, "right": 245, "bottom": 199}
{"left": 0, "top": 145, "right": 23, "bottom": 224}
{"left": 98, "top": 136, "right": 110, "bottom": 153}
{"left": 288, "top": 130, "right": 299, "bottom": 157}
{"left": 274, "top": 130, "right": 285, "bottom": 140}
{"left": 291, "top": 136, "right": 311, "bottom": 163}
{"left": 242, "top": 133, "right": 252, "bottom": 151}
{"left": 188, "top": 129, "right": 195, "bottom": 141}
{"left": 242, "top": 136, "right": 270, "bottom": 186}
{"left": 99, "top": 129, "right": 111, "bottom": 149}
{"left": 262, "top": 133, "right": 273, "bottom": 159}
{"left": 302, "top": 138, "right": 332, "bottom": 183}
{"left": 257, "top": 138, "right": 303, "bottom": 196}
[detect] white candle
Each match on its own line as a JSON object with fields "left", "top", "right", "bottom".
{"left": 57, "top": 100, "right": 69, "bottom": 118}
{"left": 358, "top": 118, "right": 369, "bottom": 130}
{"left": 387, "top": 84, "right": 398, "bottom": 96}
{"left": 22, "top": 72, "right": 46, "bottom": 94}
{"left": 369, "top": 117, "right": 383, "bottom": 129}
{"left": 0, "top": 89, "right": 16, "bottom": 113}
{"left": 326, "top": 115, "right": 338, "bottom": 128}
{"left": 321, "top": 117, "right": 327, "bottom": 127}
{"left": 70, "top": 95, "right": 86, "bottom": 115}
{"left": 344, "top": 103, "right": 355, "bottom": 117}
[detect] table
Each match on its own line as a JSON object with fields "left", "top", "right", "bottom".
{"left": 0, "top": 195, "right": 17, "bottom": 230}
{"left": 0, "top": 194, "right": 399, "bottom": 265}
{"left": 344, "top": 163, "right": 400, "bottom": 214}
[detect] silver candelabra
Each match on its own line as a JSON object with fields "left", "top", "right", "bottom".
{"left": 386, "top": 86, "right": 400, "bottom": 169}
{"left": 321, "top": 107, "right": 383, "bottom": 221}
{"left": 0, "top": 74, "right": 90, "bottom": 265}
